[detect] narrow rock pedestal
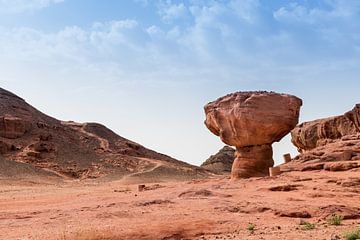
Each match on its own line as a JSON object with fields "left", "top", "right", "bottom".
{"left": 231, "top": 145, "right": 274, "bottom": 178}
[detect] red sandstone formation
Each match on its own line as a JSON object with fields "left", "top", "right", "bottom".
{"left": 286, "top": 104, "right": 360, "bottom": 172}
{"left": 204, "top": 91, "right": 302, "bottom": 179}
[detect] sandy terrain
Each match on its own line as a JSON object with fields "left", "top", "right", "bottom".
{"left": 0, "top": 170, "right": 359, "bottom": 240}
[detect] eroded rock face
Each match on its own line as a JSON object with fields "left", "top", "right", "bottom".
{"left": 291, "top": 104, "right": 360, "bottom": 153}
{"left": 204, "top": 91, "right": 302, "bottom": 179}
{"left": 0, "top": 116, "right": 31, "bottom": 139}
{"left": 345, "top": 104, "right": 360, "bottom": 130}
{"left": 286, "top": 104, "right": 360, "bottom": 173}
{"left": 291, "top": 116, "right": 357, "bottom": 152}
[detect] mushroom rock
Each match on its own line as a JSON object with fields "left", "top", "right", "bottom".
{"left": 204, "top": 91, "right": 302, "bottom": 179}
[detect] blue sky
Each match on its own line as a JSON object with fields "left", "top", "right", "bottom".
{"left": 0, "top": 0, "right": 359, "bottom": 166}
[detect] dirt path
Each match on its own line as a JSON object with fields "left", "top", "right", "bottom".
{"left": 120, "top": 158, "right": 164, "bottom": 182}
{"left": 41, "top": 167, "right": 72, "bottom": 180}
{"left": 61, "top": 121, "right": 110, "bottom": 151}
{"left": 80, "top": 123, "right": 110, "bottom": 151}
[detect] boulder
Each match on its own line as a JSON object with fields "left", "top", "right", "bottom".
{"left": 204, "top": 91, "right": 302, "bottom": 179}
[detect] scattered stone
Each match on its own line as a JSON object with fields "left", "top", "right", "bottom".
{"left": 292, "top": 177, "right": 313, "bottom": 182}
{"left": 275, "top": 210, "right": 311, "bottom": 218}
{"left": 340, "top": 178, "right": 360, "bottom": 187}
{"left": 268, "top": 184, "right": 302, "bottom": 192}
{"left": 178, "top": 189, "right": 232, "bottom": 198}
{"left": 330, "top": 234, "right": 341, "bottom": 240}
{"left": 136, "top": 199, "right": 174, "bottom": 206}
{"left": 315, "top": 205, "right": 360, "bottom": 220}
{"left": 324, "top": 162, "right": 359, "bottom": 171}
{"left": 138, "top": 184, "right": 146, "bottom": 192}
{"left": 143, "top": 184, "right": 165, "bottom": 191}
{"left": 301, "top": 163, "right": 324, "bottom": 171}
{"left": 269, "top": 166, "right": 281, "bottom": 177}
{"left": 283, "top": 153, "right": 292, "bottom": 163}
{"left": 114, "top": 188, "right": 131, "bottom": 193}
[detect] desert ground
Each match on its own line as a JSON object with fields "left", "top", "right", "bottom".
{"left": 1, "top": 170, "right": 359, "bottom": 240}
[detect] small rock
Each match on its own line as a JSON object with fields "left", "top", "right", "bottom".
{"left": 138, "top": 184, "right": 146, "bottom": 192}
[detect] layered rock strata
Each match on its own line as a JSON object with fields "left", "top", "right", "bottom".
{"left": 287, "top": 104, "right": 360, "bottom": 172}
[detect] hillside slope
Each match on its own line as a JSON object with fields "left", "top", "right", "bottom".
{"left": 0, "top": 88, "right": 207, "bottom": 182}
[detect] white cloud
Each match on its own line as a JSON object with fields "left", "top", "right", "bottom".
{"left": 0, "top": 0, "right": 64, "bottom": 14}
{"left": 157, "top": 1, "right": 188, "bottom": 22}
{"left": 229, "top": 0, "right": 259, "bottom": 23}
{"left": 146, "top": 25, "right": 164, "bottom": 36}
{"left": 273, "top": 0, "right": 360, "bottom": 24}
{"left": 273, "top": 3, "right": 311, "bottom": 23}
{"left": 0, "top": 1, "right": 359, "bottom": 88}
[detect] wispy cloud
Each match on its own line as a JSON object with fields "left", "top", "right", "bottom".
{"left": 1, "top": 0, "right": 360, "bottom": 86}
{"left": 157, "top": 1, "right": 188, "bottom": 22}
{"left": 273, "top": 0, "right": 360, "bottom": 23}
{"left": 0, "top": 0, "right": 64, "bottom": 14}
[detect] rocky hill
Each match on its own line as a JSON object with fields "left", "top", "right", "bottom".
{"left": 0, "top": 88, "right": 207, "bottom": 182}
{"left": 201, "top": 146, "right": 235, "bottom": 174}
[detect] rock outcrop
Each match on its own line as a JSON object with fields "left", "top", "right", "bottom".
{"left": 204, "top": 91, "right": 302, "bottom": 179}
{"left": 0, "top": 116, "right": 31, "bottom": 139}
{"left": 291, "top": 116, "right": 358, "bottom": 152}
{"left": 0, "top": 87, "right": 207, "bottom": 181}
{"left": 286, "top": 104, "right": 360, "bottom": 172}
{"left": 201, "top": 146, "right": 235, "bottom": 174}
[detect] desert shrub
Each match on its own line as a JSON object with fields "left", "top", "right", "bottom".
{"left": 344, "top": 230, "right": 360, "bottom": 240}
{"left": 301, "top": 222, "right": 315, "bottom": 230}
{"left": 247, "top": 223, "right": 255, "bottom": 234}
{"left": 327, "top": 214, "right": 343, "bottom": 226}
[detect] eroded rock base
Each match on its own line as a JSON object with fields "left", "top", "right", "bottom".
{"left": 231, "top": 144, "right": 274, "bottom": 179}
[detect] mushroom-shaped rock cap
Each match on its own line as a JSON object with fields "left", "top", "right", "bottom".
{"left": 204, "top": 91, "right": 302, "bottom": 147}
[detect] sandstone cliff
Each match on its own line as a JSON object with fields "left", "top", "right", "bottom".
{"left": 286, "top": 104, "right": 360, "bottom": 172}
